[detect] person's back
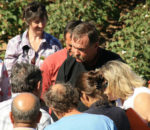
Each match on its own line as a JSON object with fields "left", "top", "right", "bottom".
{"left": 44, "top": 113, "right": 116, "bottom": 130}
{"left": 85, "top": 102, "right": 130, "bottom": 130}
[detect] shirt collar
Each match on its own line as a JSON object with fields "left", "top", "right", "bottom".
{"left": 21, "top": 30, "right": 47, "bottom": 49}
{"left": 13, "top": 127, "right": 36, "bottom": 130}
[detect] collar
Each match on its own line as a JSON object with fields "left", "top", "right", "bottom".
{"left": 90, "top": 99, "right": 111, "bottom": 109}
{"left": 14, "top": 127, "right": 36, "bottom": 130}
{"left": 21, "top": 30, "right": 47, "bottom": 50}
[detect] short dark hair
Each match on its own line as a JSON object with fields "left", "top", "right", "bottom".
{"left": 44, "top": 83, "right": 79, "bottom": 113}
{"left": 23, "top": 1, "right": 48, "bottom": 24}
{"left": 75, "top": 70, "right": 108, "bottom": 100}
{"left": 72, "top": 22, "right": 99, "bottom": 46}
{"left": 64, "top": 20, "right": 82, "bottom": 40}
{"left": 10, "top": 63, "right": 42, "bottom": 93}
{"left": 11, "top": 94, "right": 40, "bottom": 123}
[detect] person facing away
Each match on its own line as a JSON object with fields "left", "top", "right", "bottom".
{"left": 0, "top": 59, "right": 11, "bottom": 101}
{"left": 75, "top": 70, "right": 131, "bottom": 130}
{"left": 43, "top": 83, "right": 117, "bottom": 130}
{"left": 56, "top": 21, "right": 123, "bottom": 87}
{"left": 40, "top": 20, "right": 82, "bottom": 98}
{"left": 10, "top": 93, "right": 42, "bottom": 130}
{"left": 4, "top": 1, "right": 62, "bottom": 77}
{"left": 0, "top": 63, "right": 53, "bottom": 130}
{"left": 98, "top": 60, "right": 150, "bottom": 126}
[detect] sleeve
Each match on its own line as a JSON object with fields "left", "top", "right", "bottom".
{"left": 0, "top": 61, "right": 11, "bottom": 102}
{"left": 4, "top": 39, "right": 19, "bottom": 77}
{"left": 40, "top": 62, "right": 52, "bottom": 99}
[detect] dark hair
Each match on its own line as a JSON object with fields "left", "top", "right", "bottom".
{"left": 10, "top": 63, "right": 42, "bottom": 93}
{"left": 11, "top": 94, "right": 40, "bottom": 123}
{"left": 64, "top": 20, "right": 82, "bottom": 40}
{"left": 75, "top": 70, "right": 108, "bottom": 100}
{"left": 72, "top": 22, "right": 99, "bottom": 46}
{"left": 23, "top": 1, "right": 48, "bottom": 24}
{"left": 44, "top": 83, "right": 79, "bottom": 113}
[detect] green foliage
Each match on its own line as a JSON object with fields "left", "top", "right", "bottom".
{"left": 0, "top": 0, "right": 28, "bottom": 41}
{"left": 106, "top": 2, "right": 150, "bottom": 81}
{"left": 0, "top": 0, "right": 149, "bottom": 81}
{"left": 45, "top": 0, "right": 120, "bottom": 45}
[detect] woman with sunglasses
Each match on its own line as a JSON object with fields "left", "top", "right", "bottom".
{"left": 75, "top": 70, "right": 130, "bottom": 130}
{"left": 4, "top": 1, "right": 62, "bottom": 76}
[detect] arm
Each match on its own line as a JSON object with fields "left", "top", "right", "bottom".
{"left": 4, "top": 38, "right": 20, "bottom": 77}
{"left": 134, "top": 92, "right": 150, "bottom": 122}
{"left": 0, "top": 61, "right": 11, "bottom": 101}
{"left": 40, "top": 62, "right": 53, "bottom": 98}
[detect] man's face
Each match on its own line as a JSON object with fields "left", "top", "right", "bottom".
{"left": 71, "top": 35, "right": 98, "bottom": 63}
{"left": 65, "top": 32, "right": 72, "bottom": 55}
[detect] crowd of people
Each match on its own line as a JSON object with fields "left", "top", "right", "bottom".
{"left": 0, "top": 1, "right": 150, "bottom": 130}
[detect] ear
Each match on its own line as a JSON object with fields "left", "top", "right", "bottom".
{"left": 37, "top": 81, "right": 41, "bottom": 91}
{"left": 37, "top": 111, "right": 42, "bottom": 123}
{"left": 80, "top": 91, "right": 89, "bottom": 106}
{"left": 9, "top": 112, "right": 14, "bottom": 124}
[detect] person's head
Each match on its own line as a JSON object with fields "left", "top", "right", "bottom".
{"left": 99, "top": 60, "right": 145, "bottom": 101}
{"left": 11, "top": 63, "right": 42, "bottom": 97}
{"left": 64, "top": 20, "right": 82, "bottom": 55}
{"left": 44, "top": 83, "right": 79, "bottom": 118}
{"left": 71, "top": 22, "right": 99, "bottom": 63}
{"left": 23, "top": 1, "right": 48, "bottom": 35}
{"left": 75, "top": 70, "right": 108, "bottom": 107}
{"left": 10, "top": 93, "right": 41, "bottom": 128}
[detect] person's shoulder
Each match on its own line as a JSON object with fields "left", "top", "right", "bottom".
{"left": 99, "top": 48, "right": 120, "bottom": 57}
{"left": 0, "top": 98, "right": 12, "bottom": 113}
{"left": 39, "top": 108, "right": 53, "bottom": 124}
{"left": 99, "top": 47, "right": 124, "bottom": 62}
{"left": 46, "top": 48, "right": 67, "bottom": 59}
{"left": 42, "top": 48, "right": 67, "bottom": 66}
{"left": 8, "top": 34, "right": 21, "bottom": 43}
{"left": 44, "top": 32, "right": 61, "bottom": 46}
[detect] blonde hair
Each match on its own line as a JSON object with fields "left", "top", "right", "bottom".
{"left": 99, "top": 60, "right": 145, "bottom": 100}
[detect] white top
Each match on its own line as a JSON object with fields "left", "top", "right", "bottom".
{"left": 116, "top": 87, "right": 150, "bottom": 110}
{"left": 13, "top": 127, "right": 36, "bottom": 130}
{"left": 0, "top": 93, "right": 53, "bottom": 130}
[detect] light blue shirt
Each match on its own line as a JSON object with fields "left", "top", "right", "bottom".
{"left": 44, "top": 113, "right": 117, "bottom": 130}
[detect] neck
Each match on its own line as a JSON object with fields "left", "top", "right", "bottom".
{"left": 14, "top": 122, "right": 36, "bottom": 128}
{"left": 87, "top": 97, "right": 99, "bottom": 107}
{"left": 28, "top": 28, "right": 43, "bottom": 39}
{"left": 55, "top": 108, "right": 81, "bottom": 119}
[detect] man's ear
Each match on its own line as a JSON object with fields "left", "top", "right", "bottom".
{"left": 37, "top": 81, "right": 41, "bottom": 91}
{"left": 37, "top": 111, "right": 42, "bottom": 123}
{"left": 9, "top": 112, "right": 14, "bottom": 124}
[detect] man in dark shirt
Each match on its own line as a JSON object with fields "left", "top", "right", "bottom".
{"left": 56, "top": 22, "right": 123, "bottom": 87}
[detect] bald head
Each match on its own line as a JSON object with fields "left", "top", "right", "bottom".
{"left": 11, "top": 93, "right": 40, "bottom": 123}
